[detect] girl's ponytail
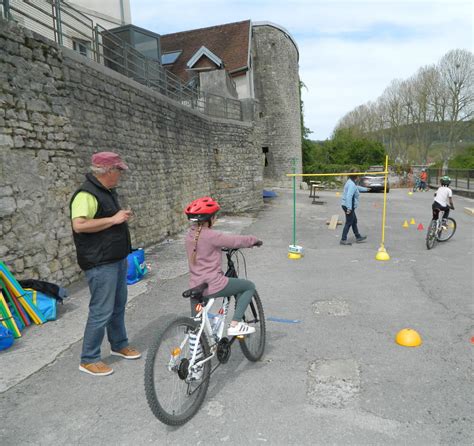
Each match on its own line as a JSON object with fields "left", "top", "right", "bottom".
{"left": 191, "top": 224, "right": 203, "bottom": 264}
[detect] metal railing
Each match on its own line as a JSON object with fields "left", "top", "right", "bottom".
{"left": 0, "top": 0, "right": 242, "bottom": 121}
{"left": 428, "top": 168, "right": 473, "bottom": 191}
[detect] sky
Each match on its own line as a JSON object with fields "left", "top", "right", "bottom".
{"left": 130, "top": 0, "right": 473, "bottom": 140}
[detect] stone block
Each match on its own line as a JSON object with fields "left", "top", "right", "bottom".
{"left": 0, "top": 134, "right": 13, "bottom": 147}
{"left": 0, "top": 197, "right": 16, "bottom": 217}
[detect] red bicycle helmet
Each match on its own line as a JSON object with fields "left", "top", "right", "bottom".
{"left": 184, "top": 196, "right": 220, "bottom": 222}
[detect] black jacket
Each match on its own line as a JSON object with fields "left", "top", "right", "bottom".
{"left": 70, "top": 173, "right": 131, "bottom": 271}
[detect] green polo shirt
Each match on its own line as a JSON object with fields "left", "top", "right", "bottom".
{"left": 71, "top": 191, "right": 98, "bottom": 219}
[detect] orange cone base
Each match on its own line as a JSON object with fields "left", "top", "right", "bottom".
{"left": 396, "top": 328, "right": 422, "bottom": 347}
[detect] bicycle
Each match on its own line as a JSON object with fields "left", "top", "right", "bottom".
{"left": 413, "top": 177, "right": 429, "bottom": 192}
{"left": 144, "top": 245, "right": 266, "bottom": 426}
{"left": 426, "top": 208, "right": 456, "bottom": 250}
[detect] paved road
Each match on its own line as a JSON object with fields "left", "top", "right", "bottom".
{"left": 1, "top": 188, "right": 473, "bottom": 445}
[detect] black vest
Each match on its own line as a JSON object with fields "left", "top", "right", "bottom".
{"left": 70, "top": 173, "right": 131, "bottom": 271}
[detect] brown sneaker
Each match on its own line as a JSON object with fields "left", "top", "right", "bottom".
{"left": 79, "top": 361, "right": 114, "bottom": 376}
{"left": 111, "top": 346, "right": 141, "bottom": 360}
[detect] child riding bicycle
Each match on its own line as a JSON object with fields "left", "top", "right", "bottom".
{"left": 419, "top": 168, "right": 428, "bottom": 191}
{"left": 184, "top": 196, "right": 262, "bottom": 337}
{"left": 432, "top": 176, "right": 455, "bottom": 227}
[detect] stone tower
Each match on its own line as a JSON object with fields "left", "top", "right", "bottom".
{"left": 251, "top": 22, "right": 302, "bottom": 187}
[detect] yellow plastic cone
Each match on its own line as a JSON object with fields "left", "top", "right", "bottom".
{"left": 410, "top": 218, "right": 416, "bottom": 225}
{"left": 408, "top": 191, "right": 413, "bottom": 195}
{"left": 375, "top": 245, "right": 390, "bottom": 261}
{"left": 403, "top": 220, "right": 409, "bottom": 228}
{"left": 336, "top": 192, "right": 340, "bottom": 197}
{"left": 395, "top": 328, "right": 422, "bottom": 347}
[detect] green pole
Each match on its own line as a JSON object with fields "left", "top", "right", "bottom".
{"left": 292, "top": 158, "right": 296, "bottom": 246}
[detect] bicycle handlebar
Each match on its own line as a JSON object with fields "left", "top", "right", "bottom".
{"left": 222, "top": 241, "right": 263, "bottom": 252}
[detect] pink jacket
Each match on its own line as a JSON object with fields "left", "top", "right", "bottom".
{"left": 185, "top": 225, "right": 258, "bottom": 295}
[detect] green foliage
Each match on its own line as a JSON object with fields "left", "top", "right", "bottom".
{"left": 302, "top": 128, "right": 386, "bottom": 174}
{"left": 448, "top": 145, "right": 474, "bottom": 169}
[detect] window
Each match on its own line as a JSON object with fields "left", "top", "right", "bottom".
{"left": 162, "top": 51, "right": 182, "bottom": 65}
{"left": 262, "top": 147, "right": 269, "bottom": 167}
{"left": 72, "top": 39, "right": 90, "bottom": 58}
{"left": 133, "top": 30, "right": 159, "bottom": 60}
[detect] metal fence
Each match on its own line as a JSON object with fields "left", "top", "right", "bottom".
{"left": 428, "top": 168, "right": 473, "bottom": 191}
{"left": 0, "top": 0, "right": 243, "bottom": 121}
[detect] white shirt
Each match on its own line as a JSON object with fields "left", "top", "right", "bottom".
{"left": 434, "top": 186, "right": 452, "bottom": 207}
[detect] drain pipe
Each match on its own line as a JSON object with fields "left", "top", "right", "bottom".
{"left": 119, "top": 0, "right": 125, "bottom": 25}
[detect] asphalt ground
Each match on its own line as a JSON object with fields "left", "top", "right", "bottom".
{"left": 1, "top": 187, "right": 473, "bottom": 445}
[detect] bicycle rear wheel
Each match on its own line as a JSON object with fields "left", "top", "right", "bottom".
{"left": 437, "top": 218, "right": 456, "bottom": 242}
{"left": 144, "top": 317, "right": 210, "bottom": 426}
{"left": 239, "top": 291, "right": 266, "bottom": 361}
{"left": 426, "top": 220, "right": 436, "bottom": 250}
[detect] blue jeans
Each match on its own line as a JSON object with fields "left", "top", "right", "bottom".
{"left": 341, "top": 206, "right": 361, "bottom": 241}
{"left": 81, "top": 259, "right": 129, "bottom": 363}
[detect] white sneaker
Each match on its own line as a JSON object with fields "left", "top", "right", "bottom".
{"left": 227, "top": 322, "right": 256, "bottom": 336}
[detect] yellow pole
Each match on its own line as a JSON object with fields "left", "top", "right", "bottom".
{"left": 381, "top": 155, "right": 388, "bottom": 245}
{"left": 376, "top": 155, "right": 390, "bottom": 261}
{"left": 287, "top": 171, "right": 387, "bottom": 177}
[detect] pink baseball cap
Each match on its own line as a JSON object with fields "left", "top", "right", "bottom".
{"left": 91, "top": 152, "right": 128, "bottom": 170}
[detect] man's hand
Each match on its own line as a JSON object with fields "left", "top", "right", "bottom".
{"left": 346, "top": 208, "right": 352, "bottom": 215}
{"left": 111, "top": 209, "right": 133, "bottom": 225}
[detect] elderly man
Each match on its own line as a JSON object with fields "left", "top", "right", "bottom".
{"left": 70, "top": 152, "right": 140, "bottom": 376}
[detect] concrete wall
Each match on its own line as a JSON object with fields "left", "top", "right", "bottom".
{"left": 0, "top": 19, "right": 263, "bottom": 285}
{"left": 252, "top": 24, "right": 302, "bottom": 187}
{"left": 70, "top": 0, "right": 131, "bottom": 27}
{"left": 199, "top": 70, "right": 238, "bottom": 99}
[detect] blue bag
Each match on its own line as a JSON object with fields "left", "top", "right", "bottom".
{"left": 0, "top": 324, "right": 14, "bottom": 351}
{"left": 25, "top": 289, "right": 57, "bottom": 321}
{"left": 34, "top": 291, "right": 57, "bottom": 321}
{"left": 127, "top": 248, "right": 148, "bottom": 285}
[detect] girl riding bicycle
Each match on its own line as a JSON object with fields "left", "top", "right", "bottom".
{"left": 432, "top": 176, "right": 455, "bottom": 225}
{"left": 184, "top": 196, "right": 262, "bottom": 337}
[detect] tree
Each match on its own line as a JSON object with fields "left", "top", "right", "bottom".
{"left": 335, "top": 49, "right": 474, "bottom": 167}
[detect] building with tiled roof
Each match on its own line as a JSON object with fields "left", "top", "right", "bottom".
{"left": 160, "top": 20, "right": 302, "bottom": 185}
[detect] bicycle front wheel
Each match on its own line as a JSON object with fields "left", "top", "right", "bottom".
{"left": 426, "top": 220, "right": 436, "bottom": 250}
{"left": 239, "top": 291, "right": 266, "bottom": 361}
{"left": 144, "top": 317, "right": 211, "bottom": 426}
{"left": 437, "top": 218, "right": 456, "bottom": 242}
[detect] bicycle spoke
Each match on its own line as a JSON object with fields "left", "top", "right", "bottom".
{"left": 144, "top": 317, "right": 210, "bottom": 425}
{"left": 239, "top": 292, "right": 266, "bottom": 361}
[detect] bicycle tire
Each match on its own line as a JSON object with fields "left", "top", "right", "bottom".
{"left": 239, "top": 290, "right": 266, "bottom": 362}
{"left": 437, "top": 218, "right": 456, "bottom": 242}
{"left": 426, "top": 220, "right": 436, "bottom": 250}
{"left": 144, "top": 316, "right": 211, "bottom": 426}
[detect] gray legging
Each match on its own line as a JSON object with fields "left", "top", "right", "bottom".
{"left": 190, "top": 277, "right": 255, "bottom": 322}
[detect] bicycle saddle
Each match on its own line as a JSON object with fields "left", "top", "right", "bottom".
{"left": 182, "top": 283, "right": 208, "bottom": 299}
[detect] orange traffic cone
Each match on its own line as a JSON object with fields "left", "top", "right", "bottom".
{"left": 417, "top": 223, "right": 424, "bottom": 230}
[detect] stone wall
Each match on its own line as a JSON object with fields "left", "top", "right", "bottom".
{"left": 252, "top": 24, "right": 302, "bottom": 187}
{"left": 0, "top": 19, "right": 263, "bottom": 285}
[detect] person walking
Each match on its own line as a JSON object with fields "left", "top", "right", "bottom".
{"left": 70, "top": 151, "right": 141, "bottom": 377}
{"left": 340, "top": 169, "right": 370, "bottom": 246}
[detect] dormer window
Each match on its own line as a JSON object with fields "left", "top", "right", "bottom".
{"left": 187, "top": 46, "right": 223, "bottom": 69}
{"left": 162, "top": 50, "right": 182, "bottom": 65}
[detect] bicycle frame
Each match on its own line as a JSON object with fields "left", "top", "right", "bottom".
{"left": 187, "top": 294, "right": 235, "bottom": 378}
{"left": 186, "top": 249, "right": 244, "bottom": 377}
